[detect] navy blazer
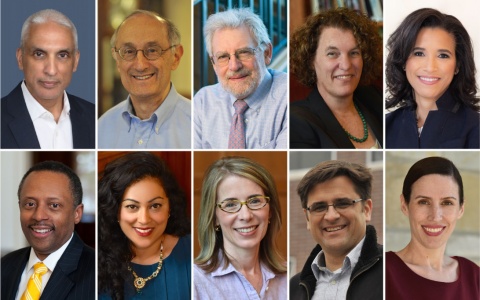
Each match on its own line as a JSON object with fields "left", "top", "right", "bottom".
{"left": 1, "top": 232, "right": 95, "bottom": 300}
{"left": 1, "top": 82, "right": 95, "bottom": 149}
{"left": 386, "top": 90, "right": 479, "bottom": 149}
{"left": 290, "top": 86, "right": 383, "bottom": 148}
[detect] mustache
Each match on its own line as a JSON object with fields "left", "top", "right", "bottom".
{"left": 226, "top": 70, "right": 251, "bottom": 79}
{"left": 28, "top": 223, "right": 55, "bottom": 230}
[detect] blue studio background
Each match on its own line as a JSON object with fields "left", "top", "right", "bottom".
{"left": 1, "top": 0, "right": 95, "bottom": 104}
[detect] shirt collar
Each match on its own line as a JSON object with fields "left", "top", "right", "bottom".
{"left": 121, "top": 82, "right": 178, "bottom": 134}
{"left": 22, "top": 81, "right": 71, "bottom": 120}
{"left": 311, "top": 235, "right": 366, "bottom": 279}
{"left": 210, "top": 252, "right": 276, "bottom": 282}
{"left": 26, "top": 233, "right": 74, "bottom": 273}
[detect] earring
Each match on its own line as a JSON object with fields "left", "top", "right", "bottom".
{"left": 455, "top": 69, "right": 459, "bottom": 75}
{"left": 215, "top": 225, "right": 220, "bottom": 231}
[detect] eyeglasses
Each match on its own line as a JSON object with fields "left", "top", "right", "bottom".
{"left": 114, "top": 45, "right": 176, "bottom": 61}
{"left": 217, "top": 196, "right": 270, "bottom": 213}
{"left": 210, "top": 46, "right": 261, "bottom": 66}
{"left": 306, "top": 199, "right": 365, "bottom": 216}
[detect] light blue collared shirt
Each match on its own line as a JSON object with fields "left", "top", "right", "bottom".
{"left": 98, "top": 83, "right": 191, "bottom": 149}
{"left": 311, "top": 236, "right": 365, "bottom": 300}
{"left": 194, "top": 257, "right": 287, "bottom": 300}
{"left": 194, "top": 69, "right": 288, "bottom": 149}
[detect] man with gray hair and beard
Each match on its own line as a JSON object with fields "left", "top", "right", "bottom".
{"left": 194, "top": 8, "right": 287, "bottom": 149}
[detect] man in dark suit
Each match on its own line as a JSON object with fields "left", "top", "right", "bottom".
{"left": 1, "top": 161, "right": 95, "bottom": 300}
{"left": 1, "top": 9, "right": 94, "bottom": 149}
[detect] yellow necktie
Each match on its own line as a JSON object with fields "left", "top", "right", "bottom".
{"left": 21, "top": 262, "right": 48, "bottom": 300}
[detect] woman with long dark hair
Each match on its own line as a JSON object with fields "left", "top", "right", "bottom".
{"left": 98, "top": 152, "right": 190, "bottom": 299}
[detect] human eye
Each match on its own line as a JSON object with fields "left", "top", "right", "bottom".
{"left": 326, "top": 51, "right": 339, "bottom": 57}
{"left": 22, "top": 200, "right": 36, "bottom": 209}
{"left": 151, "top": 203, "right": 162, "bottom": 209}
{"left": 125, "top": 204, "right": 138, "bottom": 210}
{"left": 438, "top": 53, "right": 450, "bottom": 59}
{"left": 121, "top": 47, "right": 135, "bottom": 55}
{"left": 441, "top": 200, "right": 454, "bottom": 206}
{"left": 58, "top": 52, "right": 70, "bottom": 59}
{"left": 49, "top": 203, "right": 62, "bottom": 209}
{"left": 32, "top": 50, "right": 45, "bottom": 59}
{"left": 215, "top": 53, "right": 229, "bottom": 61}
{"left": 335, "top": 200, "right": 353, "bottom": 209}
{"left": 310, "top": 202, "right": 327, "bottom": 213}
{"left": 350, "top": 50, "right": 361, "bottom": 57}
{"left": 417, "top": 199, "right": 429, "bottom": 205}
{"left": 412, "top": 51, "right": 425, "bottom": 57}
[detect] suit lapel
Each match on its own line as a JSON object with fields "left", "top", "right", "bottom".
{"left": 40, "top": 233, "right": 83, "bottom": 299}
{"left": 68, "top": 95, "right": 88, "bottom": 148}
{"left": 4, "top": 249, "right": 29, "bottom": 300}
{"left": 4, "top": 83, "right": 41, "bottom": 148}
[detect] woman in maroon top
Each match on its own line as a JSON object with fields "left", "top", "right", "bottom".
{"left": 386, "top": 156, "right": 479, "bottom": 299}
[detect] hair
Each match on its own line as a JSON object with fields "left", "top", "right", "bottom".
{"left": 98, "top": 152, "right": 190, "bottom": 300}
{"left": 195, "top": 156, "right": 286, "bottom": 274}
{"left": 386, "top": 8, "right": 479, "bottom": 111}
{"left": 290, "top": 8, "right": 382, "bottom": 88}
{"left": 17, "top": 161, "right": 83, "bottom": 207}
{"left": 297, "top": 160, "right": 372, "bottom": 209}
{"left": 203, "top": 8, "right": 271, "bottom": 56}
{"left": 402, "top": 157, "right": 464, "bottom": 206}
{"left": 110, "top": 10, "right": 181, "bottom": 50}
{"left": 20, "top": 9, "right": 78, "bottom": 51}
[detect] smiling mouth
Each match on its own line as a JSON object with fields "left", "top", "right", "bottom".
{"left": 422, "top": 226, "right": 445, "bottom": 233}
{"left": 235, "top": 225, "right": 258, "bottom": 233}
{"left": 334, "top": 75, "right": 353, "bottom": 80}
{"left": 135, "top": 228, "right": 152, "bottom": 233}
{"left": 418, "top": 76, "right": 440, "bottom": 82}
{"left": 324, "top": 225, "right": 346, "bottom": 232}
{"left": 132, "top": 74, "right": 154, "bottom": 80}
{"left": 32, "top": 228, "right": 53, "bottom": 234}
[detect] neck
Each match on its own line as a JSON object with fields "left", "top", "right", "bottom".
{"left": 323, "top": 251, "right": 348, "bottom": 271}
{"left": 131, "top": 235, "right": 165, "bottom": 265}
{"left": 130, "top": 88, "right": 170, "bottom": 120}
{"left": 400, "top": 240, "right": 447, "bottom": 270}
{"left": 37, "top": 97, "right": 64, "bottom": 123}
{"left": 225, "top": 246, "right": 261, "bottom": 274}
{"left": 318, "top": 89, "right": 355, "bottom": 114}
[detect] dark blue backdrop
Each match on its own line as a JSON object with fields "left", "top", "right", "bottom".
{"left": 1, "top": 0, "right": 96, "bottom": 104}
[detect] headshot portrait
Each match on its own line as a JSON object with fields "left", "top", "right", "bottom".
{"left": 289, "top": 1, "right": 383, "bottom": 149}
{"left": 1, "top": 151, "right": 96, "bottom": 300}
{"left": 193, "top": 2, "right": 288, "bottom": 149}
{"left": 193, "top": 151, "right": 287, "bottom": 298}
{"left": 98, "top": 151, "right": 191, "bottom": 299}
{"left": 289, "top": 151, "right": 384, "bottom": 299}
{"left": 385, "top": 152, "right": 480, "bottom": 299}
{"left": 97, "top": 2, "right": 192, "bottom": 149}
{"left": 1, "top": 1, "right": 95, "bottom": 149}
{"left": 384, "top": 0, "right": 480, "bottom": 149}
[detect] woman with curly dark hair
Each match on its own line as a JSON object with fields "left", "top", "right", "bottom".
{"left": 290, "top": 8, "right": 383, "bottom": 149}
{"left": 98, "top": 152, "right": 190, "bottom": 300}
{"left": 386, "top": 8, "right": 479, "bottom": 148}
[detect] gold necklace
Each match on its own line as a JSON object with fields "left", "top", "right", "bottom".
{"left": 128, "top": 238, "right": 164, "bottom": 293}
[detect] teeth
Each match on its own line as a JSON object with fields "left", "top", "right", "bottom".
{"left": 325, "top": 226, "right": 343, "bottom": 232}
{"left": 33, "top": 229, "right": 52, "bottom": 234}
{"left": 419, "top": 77, "right": 439, "bottom": 82}
{"left": 236, "top": 226, "right": 256, "bottom": 233}
{"left": 136, "top": 228, "right": 152, "bottom": 233}
{"left": 335, "top": 75, "right": 352, "bottom": 79}
{"left": 134, "top": 74, "right": 153, "bottom": 80}
{"left": 424, "top": 227, "right": 443, "bottom": 233}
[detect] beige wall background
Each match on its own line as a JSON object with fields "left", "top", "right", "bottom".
{"left": 385, "top": 151, "right": 480, "bottom": 265}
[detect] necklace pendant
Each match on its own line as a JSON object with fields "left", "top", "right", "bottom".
{"left": 134, "top": 277, "right": 146, "bottom": 290}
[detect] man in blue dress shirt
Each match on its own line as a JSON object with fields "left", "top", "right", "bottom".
{"left": 194, "top": 8, "right": 287, "bottom": 149}
{"left": 98, "top": 10, "right": 191, "bottom": 149}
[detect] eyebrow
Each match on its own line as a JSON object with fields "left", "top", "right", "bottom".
{"left": 119, "top": 41, "right": 161, "bottom": 48}
{"left": 412, "top": 47, "right": 453, "bottom": 55}
{"left": 122, "top": 196, "right": 164, "bottom": 203}
{"left": 414, "top": 195, "right": 458, "bottom": 201}
{"left": 324, "top": 45, "right": 360, "bottom": 52}
{"left": 220, "top": 194, "right": 264, "bottom": 201}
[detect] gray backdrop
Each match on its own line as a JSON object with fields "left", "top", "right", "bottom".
{"left": 1, "top": 0, "right": 95, "bottom": 103}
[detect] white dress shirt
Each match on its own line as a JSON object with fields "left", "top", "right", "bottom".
{"left": 22, "top": 81, "right": 73, "bottom": 149}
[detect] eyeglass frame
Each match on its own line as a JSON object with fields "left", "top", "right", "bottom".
{"left": 216, "top": 195, "right": 270, "bottom": 213}
{"left": 113, "top": 44, "right": 177, "bottom": 61}
{"left": 306, "top": 198, "right": 365, "bottom": 215}
{"left": 210, "top": 45, "right": 263, "bottom": 66}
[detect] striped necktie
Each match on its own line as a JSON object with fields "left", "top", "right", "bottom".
{"left": 228, "top": 100, "right": 249, "bottom": 149}
{"left": 21, "top": 262, "right": 48, "bottom": 300}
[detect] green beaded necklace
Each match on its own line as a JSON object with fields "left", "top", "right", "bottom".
{"left": 342, "top": 102, "right": 368, "bottom": 143}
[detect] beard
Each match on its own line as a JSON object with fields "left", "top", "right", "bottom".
{"left": 219, "top": 67, "right": 265, "bottom": 100}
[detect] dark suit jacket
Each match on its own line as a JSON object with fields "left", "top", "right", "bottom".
{"left": 1, "top": 232, "right": 95, "bottom": 300}
{"left": 290, "top": 86, "right": 383, "bottom": 148}
{"left": 1, "top": 82, "right": 95, "bottom": 149}
{"left": 386, "top": 90, "right": 479, "bottom": 149}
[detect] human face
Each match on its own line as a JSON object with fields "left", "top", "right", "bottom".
{"left": 113, "top": 14, "right": 182, "bottom": 103}
{"left": 215, "top": 175, "right": 270, "bottom": 255}
{"left": 304, "top": 176, "right": 371, "bottom": 257}
{"left": 405, "top": 28, "right": 457, "bottom": 103}
{"left": 17, "top": 21, "right": 79, "bottom": 105}
{"left": 401, "top": 174, "right": 464, "bottom": 250}
{"left": 119, "top": 177, "right": 170, "bottom": 251}
{"left": 314, "top": 27, "right": 363, "bottom": 102}
{"left": 19, "top": 171, "right": 83, "bottom": 261}
{"left": 211, "top": 25, "right": 272, "bottom": 100}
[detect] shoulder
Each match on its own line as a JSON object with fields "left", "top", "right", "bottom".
{"left": 172, "top": 93, "right": 192, "bottom": 116}
{"left": 270, "top": 69, "right": 287, "bottom": 83}
{"left": 454, "top": 256, "right": 480, "bottom": 271}
{"left": 1, "top": 246, "right": 30, "bottom": 265}
{"left": 99, "top": 99, "right": 128, "bottom": 124}
{"left": 68, "top": 94, "right": 95, "bottom": 111}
